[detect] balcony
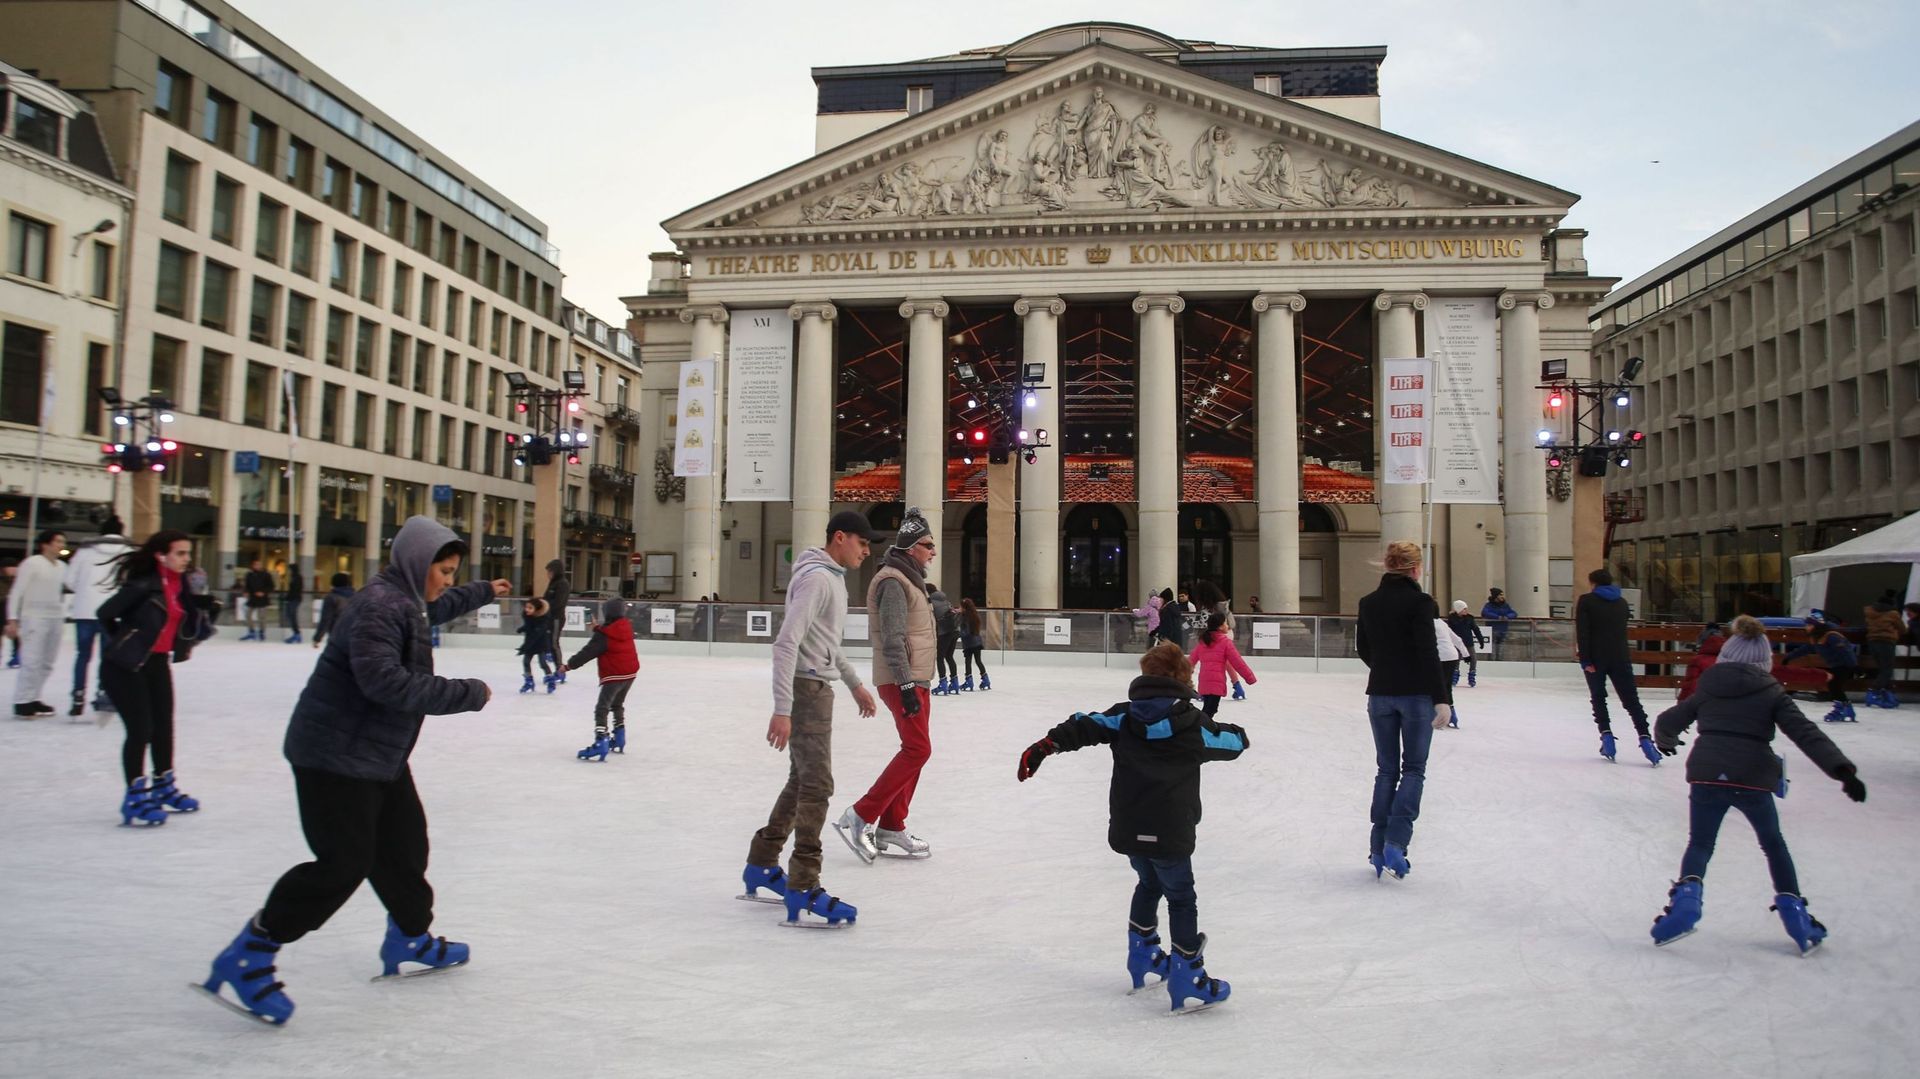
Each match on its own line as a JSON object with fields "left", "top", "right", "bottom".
{"left": 607, "top": 404, "right": 642, "bottom": 431}
{"left": 564, "top": 509, "right": 634, "bottom": 534}
{"left": 590, "top": 464, "right": 636, "bottom": 490}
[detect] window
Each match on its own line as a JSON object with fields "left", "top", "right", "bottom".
{"left": 1, "top": 323, "right": 49, "bottom": 425}
{"left": 154, "top": 61, "right": 190, "bottom": 126}
{"left": 320, "top": 382, "right": 341, "bottom": 443}
{"left": 391, "top": 263, "right": 412, "bottom": 317}
{"left": 6, "top": 212, "right": 50, "bottom": 283}
{"left": 202, "top": 89, "right": 236, "bottom": 151}
{"left": 321, "top": 158, "right": 350, "bottom": 212}
{"left": 413, "top": 342, "right": 432, "bottom": 395}
{"left": 199, "top": 260, "right": 234, "bottom": 331}
{"left": 412, "top": 406, "right": 428, "bottom": 459}
{"left": 246, "top": 114, "right": 277, "bottom": 171}
{"left": 210, "top": 176, "right": 240, "bottom": 245}
{"left": 420, "top": 276, "right": 437, "bottom": 329}
{"left": 85, "top": 343, "right": 110, "bottom": 434}
{"left": 149, "top": 336, "right": 184, "bottom": 402}
{"left": 12, "top": 96, "right": 61, "bottom": 155}
{"left": 489, "top": 309, "right": 505, "bottom": 357}
{"left": 324, "top": 307, "right": 348, "bottom": 367}
{"left": 445, "top": 286, "right": 461, "bottom": 337}
{"left": 245, "top": 360, "right": 274, "bottom": 427}
{"left": 155, "top": 243, "right": 192, "bottom": 317}
{"left": 359, "top": 247, "right": 381, "bottom": 304}
{"left": 90, "top": 241, "right": 115, "bottom": 302}
{"left": 905, "top": 86, "right": 932, "bottom": 115}
{"left": 285, "top": 293, "right": 312, "bottom": 356}
{"left": 440, "top": 348, "right": 456, "bottom": 399}
{"left": 199, "top": 350, "right": 228, "bottom": 420}
{"left": 353, "top": 391, "right": 373, "bottom": 449}
{"left": 463, "top": 422, "right": 477, "bottom": 471}
{"left": 353, "top": 177, "right": 378, "bottom": 226}
{"left": 354, "top": 318, "right": 376, "bottom": 377}
{"left": 469, "top": 298, "right": 484, "bottom": 347}
{"left": 465, "top": 359, "right": 479, "bottom": 409}
{"left": 1254, "top": 74, "right": 1283, "bottom": 96}
{"left": 290, "top": 214, "right": 317, "bottom": 277}
{"left": 249, "top": 279, "right": 279, "bottom": 346}
{"left": 483, "top": 249, "right": 500, "bottom": 292}
{"left": 162, "top": 154, "right": 196, "bottom": 226}
{"left": 384, "top": 194, "right": 407, "bottom": 240}
{"left": 438, "top": 415, "right": 453, "bottom": 466}
{"left": 387, "top": 330, "right": 409, "bottom": 386}
{"left": 412, "top": 209, "right": 432, "bottom": 255}
{"left": 330, "top": 234, "right": 354, "bottom": 291}
{"left": 384, "top": 400, "right": 403, "bottom": 455}
{"left": 461, "top": 237, "right": 479, "bottom": 280}
{"left": 255, "top": 197, "right": 284, "bottom": 263}
{"left": 437, "top": 224, "right": 457, "bottom": 267}
{"left": 282, "top": 373, "right": 308, "bottom": 435}
{"left": 285, "top": 137, "right": 313, "bottom": 192}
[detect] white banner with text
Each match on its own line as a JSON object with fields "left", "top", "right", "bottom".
{"left": 1424, "top": 298, "right": 1500, "bottom": 504}
{"left": 724, "top": 309, "right": 794, "bottom": 501}
{"left": 1379, "top": 357, "right": 1433, "bottom": 486}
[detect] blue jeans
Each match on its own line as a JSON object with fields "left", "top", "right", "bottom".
{"left": 72, "top": 619, "right": 102, "bottom": 695}
{"left": 1584, "top": 660, "right": 1648, "bottom": 735}
{"left": 1367, "top": 694, "right": 1434, "bottom": 852}
{"left": 1128, "top": 855, "right": 1199, "bottom": 952}
{"left": 1680, "top": 785, "right": 1799, "bottom": 894}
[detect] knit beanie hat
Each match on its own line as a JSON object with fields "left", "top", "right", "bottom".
{"left": 893, "top": 506, "right": 931, "bottom": 550}
{"left": 1716, "top": 615, "right": 1773, "bottom": 669}
{"left": 1451, "top": 600, "right": 1468, "bottom": 613}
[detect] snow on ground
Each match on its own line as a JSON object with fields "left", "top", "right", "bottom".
{"left": 1, "top": 637, "right": 1915, "bottom": 1079}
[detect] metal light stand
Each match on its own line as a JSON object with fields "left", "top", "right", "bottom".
{"left": 1534, "top": 377, "right": 1644, "bottom": 480}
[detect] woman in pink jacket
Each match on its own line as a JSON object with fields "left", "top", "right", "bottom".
{"left": 1188, "top": 612, "right": 1256, "bottom": 716}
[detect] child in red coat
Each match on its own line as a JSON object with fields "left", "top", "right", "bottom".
{"left": 1187, "top": 613, "right": 1256, "bottom": 716}
{"left": 560, "top": 599, "right": 639, "bottom": 761}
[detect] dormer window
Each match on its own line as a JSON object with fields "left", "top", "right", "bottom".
{"left": 11, "top": 95, "right": 62, "bottom": 156}
{"left": 1254, "top": 74, "right": 1282, "bottom": 97}
{"left": 905, "top": 86, "right": 933, "bottom": 115}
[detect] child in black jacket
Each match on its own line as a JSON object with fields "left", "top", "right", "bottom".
{"left": 1016, "top": 642, "right": 1248, "bottom": 1013}
{"left": 515, "top": 598, "right": 555, "bottom": 693}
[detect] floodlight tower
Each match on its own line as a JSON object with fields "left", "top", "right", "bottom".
{"left": 504, "top": 368, "right": 590, "bottom": 591}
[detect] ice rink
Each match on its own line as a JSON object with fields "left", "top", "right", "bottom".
{"left": 2, "top": 637, "right": 1914, "bottom": 1078}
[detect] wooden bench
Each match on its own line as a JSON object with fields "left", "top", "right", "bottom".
{"left": 1627, "top": 623, "right": 1902, "bottom": 692}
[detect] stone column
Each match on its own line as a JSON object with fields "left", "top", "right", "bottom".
{"left": 509, "top": 497, "right": 525, "bottom": 593}
{"left": 1015, "top": 296, "right": 1065, "bottom": 609}
{"left": 363, "top": 473, "right": 384, "bottom": 579}
{"left": 679, "top": 304, "right": 728, "bottom": 599}
{"left": 788, "top": 302, "right": 838, "bottom": 554}
{"left": 899, "top": 298, "right": 948, "bottom": 559}
{"left": 216, "top": 464, "right": 242, "bottom": 589}
{"left": 1373, "top": 291, "right": 1429, "bottom": 546}
{"left": 1134, "top": 294, "right": 1184, "bottom": 599}
{"left": 1253, "top": 292, "right": 1306, "bottom": 612}
{"left": 298, "top": 462, "right": 320, "bottom": 591}
{"left": 1499, "top": 289, "right": 1555, "bottom": 618}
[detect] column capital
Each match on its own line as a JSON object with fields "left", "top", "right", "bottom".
{"left": 898, "top": 298, "right": 950, "bottom": 319}
{"left": 1132, "top": 293, "right": 1186, "bottom": 315}
{"left": 679, "top": 303, "right": 729, "bottom": 325}
{"left": 1497, "top": 289, "right": 1556, "bottom": 311}
{"left": 787, "top": 301, "right": 838, "bottom": 322}
{"left": 1372, "top": 290, "right": 1428, "bottom": 313}
{"left": 1251, "top": 292, "right": 1306, "bottom": 314}
{"left": 1013, "top": 295, "right": 1066, "bottom": 318}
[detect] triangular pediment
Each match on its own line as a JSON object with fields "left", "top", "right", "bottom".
{"left": 666, "top": 43, "right": 1576, "bottom": 238}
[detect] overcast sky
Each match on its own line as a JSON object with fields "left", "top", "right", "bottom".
{"left": 239, "top": 0, "right": 1919, "bottom": 324}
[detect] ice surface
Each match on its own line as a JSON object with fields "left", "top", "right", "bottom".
{"left": 3, "top": 640, "right": 1915, "bottom": 1078}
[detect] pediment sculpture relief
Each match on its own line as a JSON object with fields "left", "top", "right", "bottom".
{"left": 792, "top": 84, "right": 1428, "bottom": 224}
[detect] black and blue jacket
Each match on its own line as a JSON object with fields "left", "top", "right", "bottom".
{"left": 1042, "top": 674, "right": 1249, "bottom": 859}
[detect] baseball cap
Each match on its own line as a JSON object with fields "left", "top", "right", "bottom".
{"left": 825, "top": 510, "right": 889, "bottom": 543}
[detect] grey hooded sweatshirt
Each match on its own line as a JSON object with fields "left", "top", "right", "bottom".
{"left": 770, "top": 546, "right": 866, "bottom": 714}
{"left": 282, "top": 516, "right": 495, "bottom": 781}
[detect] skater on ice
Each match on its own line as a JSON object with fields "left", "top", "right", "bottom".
{"left": 1355, "top": 541, "right": 1447, "bottom": 879}
{"left": 63, "top": 517, "right": 132, "bottom": 716}
{"left": 957, "top": 596, "right": 991, "bottom": 691}
{"left": 6, "top": 529, "right": 67, "bottom": 717}
{"left": 1187, "top": 611, "right": 1255, "bottom": 717}
{"left": 1648, "top": 615, "right": 1868, "bottom": 953}
{"left": 930, "top": 582, "right": 961, "bottom": 697}
{"left": 741, "top": 510, "right": 883, "bottom": 927}
{"left": 1432, "top": 615, "right": 1471, "bottom": 730}
{"left": 1015, "top": 641, "right": 1248, "bottom": 1013}
{"left": 541, "top": 558, "right": 571, "bottom": 682}
{"left": 1192, "top": 582, "right": 1246, "bottom": 701}
{"left": 559, "top": 598, "right": 640, "bottom": 761}
{"left": 1575, "top": 568, "right": 1661, "bottom": 764}
{"left": 1860, "top": 591, "right": 1903, "bottom": 709}
{"left": 97, "top": 530, "right": 213, "bottom": 824}
{"left": 241, "top": 559, "right": 274, "bottom": 642}
{"left": 1444, "top": 600, "right": 1485, "bottom": 688}
{"left": 312, "top": 572, "right": 355, "bottom": 649}
{"left": 1785, "top": 616, "right": 1862, "bottom": 723}
{"left": 197, "top": 516, "right": 509, "bottom": 1024}
{"left": 836, "top": 507, "right": 938, "bottom": 863}
{"left": 1481, "top": 588, "right": 1517, "bottom": 660}
{"left": 515, "top": 597, "right": 557, "bottom": 692}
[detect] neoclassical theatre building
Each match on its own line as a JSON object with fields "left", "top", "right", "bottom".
{"left": 624, "top": 24, "right": 1614, "bottom": 615}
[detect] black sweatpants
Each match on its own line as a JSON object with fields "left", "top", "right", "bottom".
{"left": 594, "top": 680, "right": 633, "bottom": 731}
{"left": 102, "top": 653, "right": 174, "bottom": 784}
{"left": 964, "top": 646, "right": 987, "bottom": 679}
{"left": 260, "top": 766, "right": 433, "bottom": 943}
{"left": 936, "top": 633, "right": 959, "bottom": 684}
{"left": 522, "top": 651, "right": 552, "bottom": 677}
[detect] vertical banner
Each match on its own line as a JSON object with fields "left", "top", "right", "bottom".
{"left": 1424, "top": 297, "right": 1501, "bottom": 504}
{"left": 673, "top": 358, "right": 715, "bottom": 478}
{"left": 724, "top": 308, "right": 795, "bottom": 501}
{"left": 1379, "top": 357, "right": 1433, "bottom": 485}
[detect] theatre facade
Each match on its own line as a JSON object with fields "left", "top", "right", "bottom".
{"left": 623, "top": 31, "right": 1613, "bottom": 615}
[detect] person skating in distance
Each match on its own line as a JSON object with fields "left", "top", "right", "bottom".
{"left": 1017, "top": 642, "right": 1249, "bottom": 1014}
{"left": 196, "top": 517, "right": 509, "bottom": 1025}
{"left": 1575, "top": 568, "right": 1660, "bottom": 764}
{"left": 559, "top": 599, "right": 640, "bottom": 761}
{"left": 740, "top": 511, "right": 884, "bottom": 928}
{"left": 1648, "top": 615, "right": 1867, "bottom": 953}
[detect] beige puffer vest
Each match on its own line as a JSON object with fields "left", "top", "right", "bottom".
{"left": 867, "top": 564, "right": 936, "bottom": 685}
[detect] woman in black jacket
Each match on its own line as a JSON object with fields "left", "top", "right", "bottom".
{"left": 1648, "top": 615, "right": 1867, "bottom": 953}
{"left": 1354, "top": 541, "right": 1446, "bottom": 880}
{"left": 98, "top": 530, "right": 210, "bottom": 825}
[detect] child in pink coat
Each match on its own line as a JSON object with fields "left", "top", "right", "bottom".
{"left": 1188, "top": 612, "right": 1257, "bottom": 716}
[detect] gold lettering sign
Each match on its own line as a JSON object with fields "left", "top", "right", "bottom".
{"left": 697, "top": 237, "right": 1530, "bottom": 277}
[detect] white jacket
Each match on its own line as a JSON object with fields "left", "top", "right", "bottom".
{"left": 6, "top": 553, "right": 67, "bottom": 621}
{"left": 1433, "top": 618, "right": 1472, "bottom": 662}
{"left": 64, "top": 535, "right": 133, "bottom": 621}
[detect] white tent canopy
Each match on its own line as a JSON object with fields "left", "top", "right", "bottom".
{"left": 1788, "top": 511, "right": 1920, "bottom": 616}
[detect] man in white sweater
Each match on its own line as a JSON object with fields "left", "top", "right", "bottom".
{"left": 6, "top": 529, "right": 68, "bottom": 717}
{"left": 64, "top": 518, "right": 133, "bottom": 715}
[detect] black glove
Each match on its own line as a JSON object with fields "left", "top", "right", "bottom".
{"left": 900, "top": 687, "right": 922, "bottom": 718}
{"left": 1841, "top": 774, "right": 1867, "bottom": 803}
{"left": 1017, "top": 738, "right": 1055, "bottom": 782}
{"left": 1657, "top": 738, "right": 1681, "bottom": 757}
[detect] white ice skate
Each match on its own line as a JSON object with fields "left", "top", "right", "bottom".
{"left": 832, "top": 807, "right": 877, "bottom": 864}
{"left": 873, "top": 828, "right": 930, "bottom": 859}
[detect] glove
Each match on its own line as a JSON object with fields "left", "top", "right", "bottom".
{"left": 900, "top": 687, "right": 921, "bottom": 718}
{"left": 1017, "top": 738, "right": 1055, "bottom": 782}
{"left": 1841, "top": 774, "right": 1867, "bottom": 803}
{"left": 1658, "top": 740, "right": 1680, "bottom": 757}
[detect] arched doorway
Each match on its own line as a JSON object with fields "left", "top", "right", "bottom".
{"left": 1062, "top": 503, "right": 1127, "bottom": 610}
{"left": 959, "top": 504, "right": 987, "bottom": 605}
{"left": 1177, "top": 503, "right": 1232, "bottom": 597}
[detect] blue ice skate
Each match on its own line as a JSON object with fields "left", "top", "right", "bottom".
{"left": 151, "top": 769, "right": 200, "bottom": 812}
{"left": 1450, "top": 666, "right": 1460, "bottom": 687}
{"left": 376, "top": 916, "right": 469, "bottom": 979}
{"left": 197, "top": 917, "right": 294, "bottom": 1025}
{"left": 544, "top": 672, "right": 560, "bottom": 694}
{"left": 1127, "top": 922, "right": 1170, "bottom": 993}
{"left": 577, "top": 732, "right": 610, "bottom": 762}
{"left": 120, "top": 776, "right": 167, "bottom": 826}
{"left": 1639, "top": 737, "right": 1663, "bottom": 767}
{"left": 1823, "top": 701, "right": 1857, "bottom": 723}
{"left": 1771, "top": 894, "right": 1827, "bottom": 955}
{"left": 979, "top": 673, "right": 992, "bottom": 691}
{"left": 610, "top": 726, "right": 626, "bottom": 754}
{"left": 284, "top": 632, "right": 302, "bottom": 644}
{"left": 1448, "top": 706, "right": 1460, "bottom": 729}
{"left": 1650, "top": 876, "right": 1703, "bottom": 946}
{"left": 1599, "top": 731, "right": 1618, "bottom": 762}
{"left": 1166, "top": 935, "right": 1229, "bottom": 1014}
{"left": 739, "top": 864, "right": 790, "bottom": 904}
{"left": 1368, "top": 851, "right": 1385, "bottom": 879}
{"left": 1230, "top": 681, "right": 1245, "bottom": 701}
{"left": 782, "top": 885, "right": 857, "bottom": 928}
{"left": 959, "top": 676, "right": 974, "bottom": 693}
{"left": 1468, "top": 669, "right": 1477, "bottom": 688}
{"left": 1380, "top": 844, "right": 1410, "bottom": 880}
{"left": 519, "top": 675, "right": 536, "bottom": 694}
